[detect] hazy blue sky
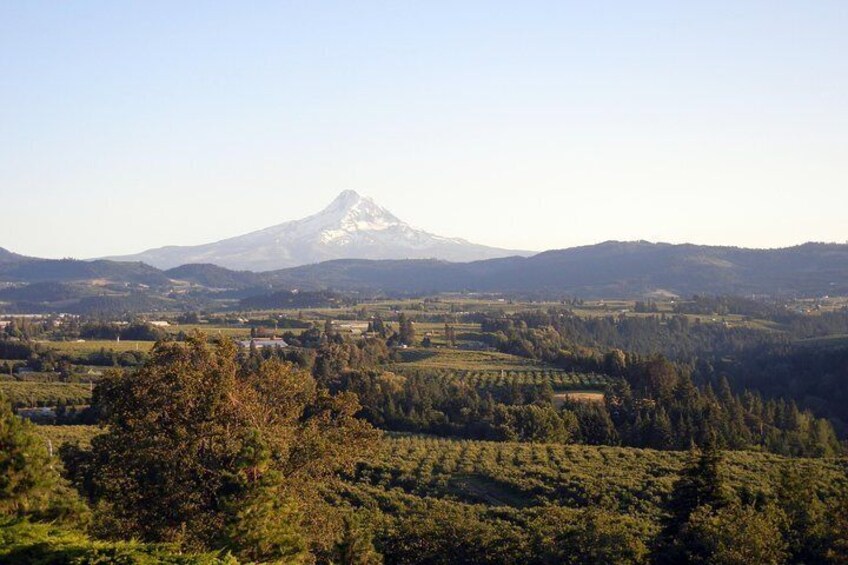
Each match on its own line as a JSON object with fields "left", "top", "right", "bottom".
{"left": 1, "top": 1, "right": 846, "bottom": 258}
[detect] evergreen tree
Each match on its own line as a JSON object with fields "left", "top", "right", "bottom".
{"left": 668, "top": 442, "right": 728, "bottom": 523}
{"left": 370, "top": 315, "right": 387, "bottom": 338}
{"left": 220, "top": 430, "right": 308, "bottom": 563}
{"left": 775, "top": 466, "right": 829, "bottom": 563}
{"left": 398, "top": 313, "right": 416, "bottom": 346}
{"left": 0, "top": 391, "right": 56, "bottom": 516}
{"left": 335, "top": 514, "right": 383, "bottom": 565}
{"left": 573, "top": 402, "right": 619, "bottom": 445}
{"left": 444, "top": 324, "right": 457, "bottom": 347}
{"left": 649, "top": 407, "right": 674, "bottom": 450}
{"left": 658, "top": 442, "right": 729, "bottom": 563}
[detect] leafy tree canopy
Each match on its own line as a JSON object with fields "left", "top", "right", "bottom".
{"left": 62, "top": 334, "right": 377, "bottom": 562}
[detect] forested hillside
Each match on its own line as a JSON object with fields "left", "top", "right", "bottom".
{"left": 266, "top": 241, "right": 848, "bottom": 297}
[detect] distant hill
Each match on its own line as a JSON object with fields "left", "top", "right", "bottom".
{"left": 0, "top": 281, "right": 89, "bottom": 303}
{"left": 0, "top": 258, "right": 171, "bottom": 286}
{"left": 264, "top": 241, "right": 848, "bottom": 298}
{"left": 0, "top": 257, "right": 180, "bottom": 314}
{"left": 1, "top": 241, "right": 847, "bottom": 308}
{"left": 0, "top": 247, "right": 32, "bottom": 265}
{"left": 164, "top": 263, "right": 266, "bottom": 289}
{"left": 105, "top": 190, "right": 529, "bottom": 271}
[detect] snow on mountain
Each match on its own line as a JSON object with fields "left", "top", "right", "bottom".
{"left": 105, "top": 190, "right": 529, "bottom": 271}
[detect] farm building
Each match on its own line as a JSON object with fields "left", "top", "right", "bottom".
{"left": 238, "top": 338, "right": 289, "bottom": 349}
{"left": 333, "top": 321, "right": 369, "bottom": 334}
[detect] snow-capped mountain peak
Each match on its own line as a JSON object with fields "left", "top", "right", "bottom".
{"left": 310, "top": 190, "right": 404, "bottom": 242}
{"left": 105, "top": 191, "right": 529, "bottom": 271}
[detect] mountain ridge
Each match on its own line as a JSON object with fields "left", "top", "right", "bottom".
{"left": 0, "top": 247, "right": 33, "bottom": 265}
{"left": 104, "top": 190, "right": 529, "bottom": 270}
{"left": 261, "top": 240, "right": 848, "bottom": 298}
{"left": 1, "top": 241, "right": 847, "bottom": 313}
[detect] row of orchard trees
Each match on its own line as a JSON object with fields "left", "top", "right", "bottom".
{"left": 361, "top": 445, "right": 848, "bottom": 564}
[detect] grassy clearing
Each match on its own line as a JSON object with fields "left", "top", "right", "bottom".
{"left": 552, "top": 391, "right": 605, "bottom": 407}
{"left": 794, "top": 333, "right": 848, "bottom": 348}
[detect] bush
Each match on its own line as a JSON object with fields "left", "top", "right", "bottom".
{"left": 0, "top": 519, "right": 238, "bottom": 564}
{"left": 682, "top": 503, "right": 788, "bottom": 565}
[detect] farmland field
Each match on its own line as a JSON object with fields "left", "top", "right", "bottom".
{"left": 0, "top": 381, "right": 91, "bottom": 408}
{"left": 167, "top": 324, "right": 252, "bottom": 338}
{"left": 391, "top": 367, "right": 612, "bottom": 392}
{"left": 41, "top": 339, "right": 155, "bottom": 355}
{"left": 342, "top": 435, "right": 848, "bottom": 518}
{"left": 34, "top": 426, "right": 844, "bottom": 519}
{"left": 390, "top": 348, "right": 551, "bottom": 371}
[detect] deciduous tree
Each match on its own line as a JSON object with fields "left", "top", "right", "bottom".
{"left": 62, "top": 335, "right": 376, "bottom": 561}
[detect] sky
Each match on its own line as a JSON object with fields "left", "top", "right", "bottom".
{"left": 1, "top": 1, "right": 846, "bottom": 259}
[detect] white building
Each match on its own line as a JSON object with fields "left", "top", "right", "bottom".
{"left": 238, "top": 338, "right": 289, "bottom": 349}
